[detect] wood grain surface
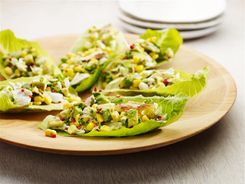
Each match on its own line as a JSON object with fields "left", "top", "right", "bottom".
{"left": 0, "top": 34, "right": 237, "bottom": 155}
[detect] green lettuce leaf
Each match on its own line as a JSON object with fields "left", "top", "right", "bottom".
{"left": 0, "top": 76, "right": 71, "bottom": 112}
{"left": 0, "top": 29, "right": 60, "bottom": 79}
{"left": 72, "top": 67, "right": 102, "bottom": 92}
{"left": 0, "top": 92, "right": 63, "bottom": 113}
{"left": 71, "top": 24, "right": 128, "bottom": 55}
{"left": 39, "top": 95, "right": 188, "bottom": 137}
{"left": 104, "top": 67, "right": 208, "bottom": 97}
{"left": 140, "top": 28, "right": 183, "bottom": 56}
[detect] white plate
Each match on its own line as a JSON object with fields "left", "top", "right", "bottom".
{"left": 119, "top": 11, "right": 224, "bottom": 30}
{"left": 120, "top": 21, "right": 221, "bottom": 39}
{"left": 119, "top": 0, "right": 226, "bottom": 23}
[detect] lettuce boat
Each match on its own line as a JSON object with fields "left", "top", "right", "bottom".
{"left": 0, "top": 29, "right": 60, "bottom": 79}
{"left": 39, "top": 92, "right": 188, "bottom": 137}
{"left": 100, "top": 28, "right": 183, "bottom": 87}
{"left": 59, "top": 25, "right": 128, "bottom": 92}
{"left": 0, "top": 76, "right": 80, "bottom": 112}
{"left": 59, "top": 48, "right": 111, "bottom": 92}
{"left": 104, "top": 67, "right": 208, "bottom": 97}
{"left": 71, "top": 24, "right": 128, "bottom": 55}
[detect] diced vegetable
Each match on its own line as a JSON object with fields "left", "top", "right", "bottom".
{"left": 39, "top": 93, "right": 188, "bottom": 137}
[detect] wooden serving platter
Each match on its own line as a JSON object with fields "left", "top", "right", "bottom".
{"left": 0, "top": 34, "right": 236, "bottom": 155}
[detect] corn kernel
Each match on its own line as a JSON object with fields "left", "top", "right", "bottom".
{"left": 64, "top": 103, "right": 73, "bottom": 109}
{"left": 92, "top": 104, "right": 98, "bottom": 109}
{"left": 96, "top": 113, "right": 104, "bottom": 123}
{"left": 4, "top": 67, "right": 13, "bottom": 75}
{"left": 133, "top": 55, "right": 141, "bottom": 64}
{"left": 74, "top": 65, "right": 82, "bottom": 72}
{"left": 150, "top": 52, "right": 159, "bottom": 60}
{"left": 15, "top": 69, "right": 20, "bottom": 77}
{"left": 45, "top": 129, "right": 57, "bottom": 138}
{"left": 64, "top": 68, "right": 74, "bottom": 77}
{"left": 142, "top": 115, "right": 149, "bottom": 121}
{"left": 34, "top": 96, "right": 43, "bottom": 103}
{"left": 133, "top": 79, "right": 141, "bottom": 88}
{"left": 24, "top": 54, "right": 34, "bottom": 63}
{"left": 100, "top": 125, "right": 110, "bottom": 131}
{"left": 43, "top": 96, "right": 52, "bottom": 105}
{"left": 86, "top": 122, "right": 96, "bottom": 131}
{"left": 135, "top": 65, "right": 144, "bottom": 72}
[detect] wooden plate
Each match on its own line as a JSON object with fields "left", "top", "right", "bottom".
{"left": 0, "top": 34, "right": 236, "bottom": 155}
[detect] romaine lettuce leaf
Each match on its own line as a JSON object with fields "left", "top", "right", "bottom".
{"left": 104, "top": 67, "right": 208, "bottom": 97}
{"left": 140, "top": 28, "right": 183, "bottom": 58}
{"left": 71, "top": 24, "right": 128, "bottom": 55}
{"left": 39, "top": 94, "right": 188, "bottom": 137}
{"left": 0, "top": 29, "right": 60, "bottom": 79}
{"left": 0, "top": 76, "right": 76, "bottom": 112}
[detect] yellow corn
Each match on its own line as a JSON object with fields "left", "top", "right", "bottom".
{"left": 142, "top": 115, "right": 149, "bottom": 121}
{"left": 64, "top": 68, "right": 74, "bottom": 77}
{"left": 15, "top": 69, "right": 20, "bottom": 77}
{"left": 43, "top": 96, "right": 52, "bottom": 105}
{"left": 92, "top": 104, "right": 98, "bottom": 109}
{"left": 34, "top": 96, "right": 43, "bottom": 102}
{"left": 96, "top": 113, "right": 104, "bottom": 123}
{"left": 74, "top": 65, "right": 82, "bottom": 72}
{"left": 150, "top": 52, "right": 159, "bottom": 60}
{"left": 33, "top": 96, "right": 43, "bottom": 105}
{"left": 24, "top": 54, "right": 34, "bottom": 63}
{"left": 64, "top": 103, "right": 73, "bottom": 109}
{"left": 86, "top": 122, "right": 96, "bottom": 131}
{"left": 133, "top": 79, "right": 141, "bottom": 88}
{"left": 100, "top": 125, "right": 110, "bottom": 131}
{"left": 45, "top": 129, "right": 57, "bottom": 138}
{"left": 135, "top": 65, "right": 144, "bottom": 72}
{"left": 46, "top": 87, "right": 51, "bottom": 91}
{"left": 133, "top": 55, "right": 141, "bottom": 64}
{"left": 4, "top": 67, "right": 13, "bottom": 75}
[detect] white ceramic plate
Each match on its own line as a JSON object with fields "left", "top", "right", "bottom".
{"left": 119, "top": 0, "right": 226, "bottom": 23}
{"left": 120, "top": 21, "right": 221, "bottom": 39}
{"left": 119, "top": 11, "right": 224, "bottom": 30}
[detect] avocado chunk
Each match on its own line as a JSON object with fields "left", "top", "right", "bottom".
{"left": 127, "top": 109, "right": 138, "bottom": 128}
{"left": 102, "top": 109, "right": 112, "bottom": 122}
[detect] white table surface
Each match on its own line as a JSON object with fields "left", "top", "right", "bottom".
{"left": 0, "top": 0, "right": 244, "bottom": 184}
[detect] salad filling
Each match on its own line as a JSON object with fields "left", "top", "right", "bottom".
{"left": 105, "top": 67, "right": 208, "bottom": 97}
{"left": 118, "top": 69, "right": 178, "bottom": 90}
{"left": 0, "top": 29, "right": 57, "bottom": 80}
{"left": 100, "top": 28, "right": 182, "bottom": 87}
{"left": 39, "top": 92, "right": 187, "bottom": 137}
{"left": 59, "top": 48, "right": 108, "bottom": 91}
{"left": 1, "top": 47, "right": 50, "bottom": 79}
{"left": 71, "top": 24, "right": 128, "bottom": 55}
{"left": 0, "top": 76, "right": 80, "bottom": 112}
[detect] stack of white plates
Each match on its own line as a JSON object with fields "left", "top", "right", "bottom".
{"left": 118, "top": 0, "right": 226, "bottom": 39}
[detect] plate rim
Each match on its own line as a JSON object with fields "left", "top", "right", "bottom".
{"left": 118, "top": 0, "right": 226, "bottom": 23}
{"left": 121, "top": 21, "right": 221, "bottom": 39}
{"left": 118, "top": 11, "right": 224, "bottom": 30}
